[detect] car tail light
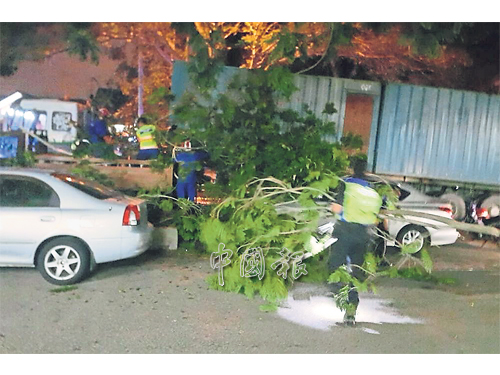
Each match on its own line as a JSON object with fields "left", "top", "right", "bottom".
{"left": 123, "top": 204, "right": 141, "bottom": 226}
{"left": 476, "top": 207, "right": 490, "bottom": 219}
{"left": 439, "top": 206, "right": 453, "bottom": 217}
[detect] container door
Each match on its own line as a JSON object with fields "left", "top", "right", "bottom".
{"left": 343, "top": 94, "right": 374, "bottom": 153}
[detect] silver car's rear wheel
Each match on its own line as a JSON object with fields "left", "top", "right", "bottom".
{"left": 44, "top": 246, "right": 81, "bottom": 280}
{"left": 37, "top": 238, "right": 90, "bottom": 285}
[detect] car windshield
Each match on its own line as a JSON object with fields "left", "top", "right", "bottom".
{"left": 395, "top": 186, "right": 411, "bottom": 202}
{"left": 396, "top": 184, "right": 435, "bottom": 203}
{"left": 52, "top": 173, "right": 122, "bottom": 200}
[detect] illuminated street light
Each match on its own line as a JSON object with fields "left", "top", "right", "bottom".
{"left": 0, "top": 92, "right": 22, "bottom": 110}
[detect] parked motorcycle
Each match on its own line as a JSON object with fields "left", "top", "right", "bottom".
{"left": 465, "top": 199, "right": 500, "bottom": 244}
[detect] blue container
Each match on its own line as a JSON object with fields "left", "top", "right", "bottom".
{"left": 0, "top": 136, "right": 19, "bottom": 159}
{"left": 374, "top": 84, "right": 500, "bottom": 186}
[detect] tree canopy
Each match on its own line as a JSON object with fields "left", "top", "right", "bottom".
{"left": 2, "top": 22, "right": 498, "bottom": 121}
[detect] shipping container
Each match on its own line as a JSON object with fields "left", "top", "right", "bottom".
{"left": 374, "top": 83, "right": 500, "bottom": 187}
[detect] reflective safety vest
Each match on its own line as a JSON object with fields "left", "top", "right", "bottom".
{"left": 343, "top": 182, "right": 382, "bottom": 225}
{"left": 136, "top": 124, "right": 157, "bottom": 150}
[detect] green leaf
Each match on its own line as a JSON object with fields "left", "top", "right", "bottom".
{"left": 304, "top": 170, "right": 320, "bottom": 182}
{"left": 400, "top": 243, "right": 421, "bottom": 255}
{"left": 182, "top": 216, "right": 197, "bottom": 233}
{"left": 322, "top": 102, "right": 337, "bottom": 115}
{"left": 363, "top": 252, "right": 378, "bottom": 275}
{"left": 420, "top": 249, "right": 433, "bottom": 273}
{"left": 159, "top": 199, "right": 174, "bottom": 212}
{"left": 259, "top": 303, "right": 278, "bottom": 312}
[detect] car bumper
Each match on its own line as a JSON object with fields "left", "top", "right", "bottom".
{"left": 429, "top": 227, "right": 460, "bottom": 246}
{"left": 87, "top": 223, "right": 153, "bottom": 264}
{"left": 386, "top": 227, "right": 459, "bottom": 247}
{"left": 120, "top": 223, "right": 154, "bottom": 260}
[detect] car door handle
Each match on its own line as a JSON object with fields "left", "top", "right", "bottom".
{"left": 40, "top": 216, "right": 56, "bottom": 222}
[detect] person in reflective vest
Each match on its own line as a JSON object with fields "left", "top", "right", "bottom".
{"left": 329, "top": 157, "right": 383, "bottom": 327}
{"left": 135, "top": 117, "right": 158, "bottom": 160}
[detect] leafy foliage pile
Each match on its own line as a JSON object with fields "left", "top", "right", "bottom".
{"left": 71, "top": 142, "right": 117, "bottom": 161}
{"left": 132, "top": 35, "right": 442, "bottom": 306}
{"left": 165, "top": 48, "right": 438, "bottom": 304}
{"left": 200, "top": 176, "right": 340, "bottom": 302}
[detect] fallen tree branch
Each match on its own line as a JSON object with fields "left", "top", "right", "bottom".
{"left": 20, "top": 129, "right": 73, "bottom": 156}
{"left": 378, "top": 213, "right": 440, "bottom": 230}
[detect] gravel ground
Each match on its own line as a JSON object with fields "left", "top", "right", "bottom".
{"left": 0, "top": 238, "right": 499, "bottom": 354}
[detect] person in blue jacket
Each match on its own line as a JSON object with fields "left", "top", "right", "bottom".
{"left": 174, "top": 140, "right": 208, "bottom": 202}
{"left": 87, "top": 108, "right": 110, "bottom": 144}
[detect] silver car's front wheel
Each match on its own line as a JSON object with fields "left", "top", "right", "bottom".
{"left": 37, "top": 238, "right": 90, "bottom": 285}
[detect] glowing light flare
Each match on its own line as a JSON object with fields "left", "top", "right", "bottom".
{"left": 24, "top": 111, "right": 35, "bottom": 121}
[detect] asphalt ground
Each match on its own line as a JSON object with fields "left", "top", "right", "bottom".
{"left": 0, "top": 238, "right": 499, "bottom": 356}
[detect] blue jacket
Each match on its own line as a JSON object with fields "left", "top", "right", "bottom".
{"left": 175, "top": 151, "right": 208, "bottom": 182}
{"left": 88, "top": 119, "right": 108, "bottom": 143}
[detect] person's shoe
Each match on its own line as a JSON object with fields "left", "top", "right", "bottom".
{"left": 343, "top": 313, "right": 356, "bottom": 327}
{"left": 343, "top": 303, "right": 357, "bottom": 327}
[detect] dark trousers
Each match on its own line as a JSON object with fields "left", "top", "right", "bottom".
{"left": 136, "top": 148, "right": 159, "bottom": 160}
{"left": 328, "top": 220, "right": 373, "bottom": 309}
{"left": 176, "top": 172, "right": 197, "bottom": 201}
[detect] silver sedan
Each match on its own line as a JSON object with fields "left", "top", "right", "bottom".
{"left": 385, "top": 183, "right": 459, "bottom": 252}
{"left": 0, "top": 168, "right": 153, "bottom": 285}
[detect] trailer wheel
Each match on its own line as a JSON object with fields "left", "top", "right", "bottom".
{"left": 440, "top": 193, "right": 466, "bottom": 221}
{"left": 481, "top": 195, "right": 500, "bottom": 218}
